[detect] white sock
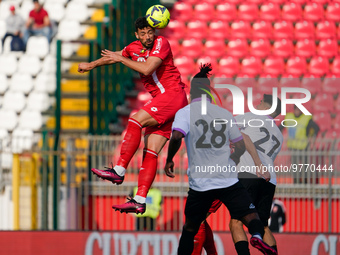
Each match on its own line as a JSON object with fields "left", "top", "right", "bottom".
{"left": 134, "top": 195, "right": 146, "bottom": 204}
{"left": 252, "top": 234, "right": 262, "bottom": 240}
{"left": 114, "top": 165, "right": 126, "bottom": 176}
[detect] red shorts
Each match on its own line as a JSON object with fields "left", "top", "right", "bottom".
{"left": 143, "top": 88, "right": 188, "bottom": 139}
{"left": 209, "top": 199, "right": 223, "bottom": 214}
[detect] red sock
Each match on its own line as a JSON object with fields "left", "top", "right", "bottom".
{"left": 192, "top": 222, "right": 206, "bottom": 255}
{"left": 203, "top": 221, "right": 217, "bottom": 255}
{"left": 136, "top": 149, "right": 158, "bottom": 198}
{"left": 117, "top": 118, "right": 142, "bottom": 169}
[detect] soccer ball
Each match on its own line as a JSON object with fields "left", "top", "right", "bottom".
{"left": 146, "top": 5, "right": 170, "bottom": 29}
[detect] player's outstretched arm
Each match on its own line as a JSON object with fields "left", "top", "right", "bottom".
{"left": 242, "top": 133, "right": 270, "bottom": 182}
{"left": 230, "top": 139, "right": 246, "bottom": 166}
{"left": 78, "top": 57, "right": 115, "bottom": 73}
{"left": 164, "top": 131, "right": 184, "bottom": 178}
{"left": 101, "top": 49, "right": 162, "bottom": 76}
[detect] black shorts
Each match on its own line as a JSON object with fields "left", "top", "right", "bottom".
{"left": 238, "top": 172, "right": 276, "bottom": 226}
{"left": 184, "top": 182, "right": 257, "bottom": 225}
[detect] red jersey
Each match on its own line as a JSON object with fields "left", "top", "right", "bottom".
{"left": 122, "top": 36, "right": 185, "bottom": 97}
{"left": 29, "top": 8, "right": 48, "bottom": 26}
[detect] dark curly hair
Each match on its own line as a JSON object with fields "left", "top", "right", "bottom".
{"left": 190, "top": 63, "right": 213, "bottom": 100}
{"left": 135, "top": 17, "right": 153, "bottom": 32}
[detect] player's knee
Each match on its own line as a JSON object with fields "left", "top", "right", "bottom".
{"left": 229, "top": 219, "right": 243, "bottom": 232}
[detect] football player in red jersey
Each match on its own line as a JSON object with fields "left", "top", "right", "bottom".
{"left": 78, "top": 17, "right": 188, "bottom": 214}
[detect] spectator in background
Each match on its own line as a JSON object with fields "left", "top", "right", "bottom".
{"left": 23, "top": 0, "right": 52, "bottom": 46}
{"left": 2, "top": 5, "right": 24, "bottom": 46}
{"left": 280, "top": 105, "right": 320, "bottom": 183}
{"left": 269, "top": 199, "right": 286, "bottom": 233}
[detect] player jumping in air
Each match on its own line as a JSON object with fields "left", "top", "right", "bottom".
{"left": 164, "top": 64, "right": 277, "bottom": 255}
{"left": 230, "top": 95, "right": 283, "bottom": 255}
{"left": 78, "top": 17, "right": 188, "bottom": 214}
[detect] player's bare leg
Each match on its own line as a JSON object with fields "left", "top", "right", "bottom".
{"left": 112, "top": 133, "right": 167, "bottom": 214}
{"left": 264, "top": 226, "right": 277, "bottom": 252}
{"left": 230, "top": 219, "right": 250, "bottom": 255}
{"left": 91, "top": 109, "right": 158, "bottom": 184}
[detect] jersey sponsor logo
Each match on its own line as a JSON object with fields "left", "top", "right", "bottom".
{"left": 249, "top": 203, "right": 255, "bottom": 209}
{"left": 133, "top": 53, "right": 139, "bottom": 57}
{"left": 151, "top": 107, "right": 158, "bottom": 112}
{"left": 137, "top": 57, "right": 146, "bottom": 62}
{"left": 153, "top": 38, "right": 162, "bottom": 54}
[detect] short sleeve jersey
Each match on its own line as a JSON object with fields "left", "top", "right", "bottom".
{"left": 172, "top": 99, "right": 243, "bottom": 191}
{"left": 122, "top": 36, "right": 185, "bottom": 97}
{"left": 29, "top": 8, "right": 48, "bottom": 26}
{"left": 235, "top": 113, "right": 283, "bottom": 185}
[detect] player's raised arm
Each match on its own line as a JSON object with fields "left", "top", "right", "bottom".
{"left": 101, "top": 50, "right": 162, "bottom": 76}
{"left": 77, "top": 50, "right": 123, "bottom": 73}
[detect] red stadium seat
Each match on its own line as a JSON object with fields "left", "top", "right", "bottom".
{"left": 174, "top": 55, "right": 195, "bottom": 76}
{"left": 304, "top": 3, "right": 324, "bottom": 21}
{"left": 235, "top": 74, "right": 257, "bottom": 95}
{"left": 300, "top": 74, "right": 322, "bottom": 95}
{"left": 204, "top": 39, "right": 226, "bottom": 58}
{"left": 273, "top": 21, "right": 294, "bottom": 39}
{"left": 215, "top": 3, "right": 237, "bottom": 21}
{"left": 249, "top": 39, "right": 271, "bottom": 57}
{"left": 291, "top": 93, "right": 313, "bottom": 113}
{"left": 313, "top": 112, "right": 332, "bottom": 132}
{"left": 230, "top": 20, "right": 252, "bottom": 39}
{"left": 294, "top": 21, "right": 315, "bottom": 39}
{"left": 324, "top": 129, "right": 340, "bottom": 139}
{"left": 322, "top": 74, "right": 340, "bottom": 94}
{"left": 252, "top": 21, "right": 273, "bottom": 39}
{"left": 194, "top": 3, "right": 215, "bottom": 22}
{"left": 312, "top": 0, "right": 330, "bottom": 4}
{"left": 196, "top": 55, "right": 218, "bottom": 73}
{"left": 273, "top": 39, "right": 294, "bottom": 58}
{"left": 337, "top": 24, "right": 340, "bottom": 38}
{"left": 227, "top": 39, "right": 248, "bottom": 57}
{"left": 325, "top": 3, "right": 340, "bottom": 21}
{"left": 280, "top": 74, "right": 301, "bottom": 88}
{"left": 270, "top": 0, "right": 285, "bottom": 4}
{"left": 260, "top": 3, "right": 280, "bottom": 21}
{"left": 309, "top": 56, "right": 330, "bottom": 76}
{"left": 257, "top": 74, "right": 280, "bottom": 94}
{"left": 286, "top": 56, "right": 307, "bottom": 75}
{"left": 295, "top": 39, "right": 316, "bottom": 57}
{"left": 186, "top": 20, "right": 208, "bottom": 40}
{"left": 238, "top": 3, "right": 258, "bottom": 21}
{"left": 263, "top": 56, "right": 285, "bottom": 75}
{"left": 315, "top": 21, "right": 336, "bottom": 39}
{"left": 313, "top": 93, "right": 334, "bottom": 112}
{"left": 317, "top": 39, "right": 338, "bottom": 58}
{"left": 208, "top": 20, "right": 229, "bottom": 40}
{"left": 241, "top": 56, "right": 262, "bottom": 75}
{"left": 162, "top": 20, "right": 186, "bottom": 40}
{"left": 218, "top": 56, "right": 240, "bottom": 75}
{"left": 336, "top": 97, "right": 340, "bottom": 113}
{"left": 282, "top": 3, "right": 303, "bottom": 21}
{"left": 204, "top": 0, "right": 222, "bottom": 4}
{"left": 167, "top": 39, "right": 180, "bottom": 57}
{"left": 171, "top": 2, "right": 193, "bottom": 22}
{"left": 181, "top": 38, "right": 204, "bottom": 59}
{"left": 331, "top": 56, "right": 340, "bottom": 75}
